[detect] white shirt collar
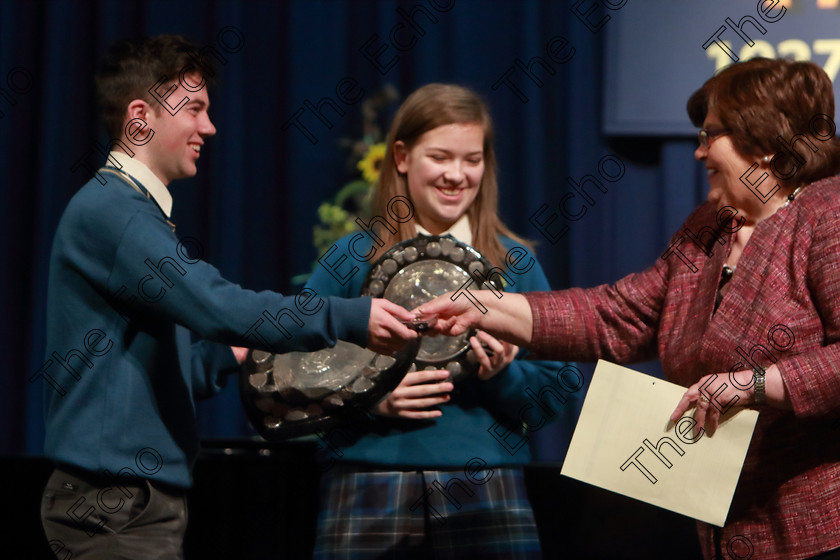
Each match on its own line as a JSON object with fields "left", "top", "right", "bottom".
{"left": 107, "top": 151, "right": 173, "bottom": 218}
{"left": 415, "top": 214, "right": 473, "bottom": 246}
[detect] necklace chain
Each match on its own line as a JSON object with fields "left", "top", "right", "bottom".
{"left": 784, "top": 185, "right": 804, "bottom": 206}
{"left": 722, "top": 185, "right": 801, "bottom": 281}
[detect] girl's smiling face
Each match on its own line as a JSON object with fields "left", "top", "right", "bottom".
{"left": 395, "top": 123, "right": 485, "bottom": 235}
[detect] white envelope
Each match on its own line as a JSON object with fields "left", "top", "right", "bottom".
{"left": 560, "top": 360, "right": 759, "bottom": 527}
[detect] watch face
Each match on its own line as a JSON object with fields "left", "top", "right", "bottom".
{"left": 362, "top": 235, "right": 504, "bottom": 382}
{"left": 239, "top": 338, "right": 419, "bottom": 441}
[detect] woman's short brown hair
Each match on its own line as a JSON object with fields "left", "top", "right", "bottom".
{"left": 687, "top": 58, "right": 840, "bottom": 187}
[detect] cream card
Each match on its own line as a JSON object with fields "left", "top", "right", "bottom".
{"left": 560, "top": 360, "right": 759, "bottom": 526}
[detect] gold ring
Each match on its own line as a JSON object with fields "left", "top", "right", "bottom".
{"left": 699, "top": 395, "right": 711, "bottom": 404}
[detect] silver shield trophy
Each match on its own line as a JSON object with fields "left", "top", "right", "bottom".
{"left": 239, "top": 338, "right": 419, "bottom": 441}
{"left": 361, "top": 234, "right": 504, "bottom": 382}
{"left": 238, "top": 235, "right": 501, "bottom": 440}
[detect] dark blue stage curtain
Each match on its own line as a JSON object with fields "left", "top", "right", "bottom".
{"left": 0, "top": 0, "right": 706, "bottom": 460}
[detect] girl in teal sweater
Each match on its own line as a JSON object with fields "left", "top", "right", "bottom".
{"left": 310, "top": 83, "right": 570, "bottom": 559}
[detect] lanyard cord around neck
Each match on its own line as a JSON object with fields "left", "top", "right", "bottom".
{"left": 99, "top": 166, "right": 176, "bottom": 232}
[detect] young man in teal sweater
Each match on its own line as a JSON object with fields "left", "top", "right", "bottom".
{"left": 38, "top": 34, "right": 417, "bottom": 559}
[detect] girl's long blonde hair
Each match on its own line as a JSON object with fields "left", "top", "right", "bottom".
{"left": 371, "top": 83, "right": 533, "bottom": 269}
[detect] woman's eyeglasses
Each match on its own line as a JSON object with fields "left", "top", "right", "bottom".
{"left": 697, "top": 128, "right": 731, "bottom": 148}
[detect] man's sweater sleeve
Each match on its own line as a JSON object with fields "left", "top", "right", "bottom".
{"left": 190, "top": 339, "right": 241, "bottom": 400}
{"left": 103, "top": 210, "right": 371, "bottom": 353}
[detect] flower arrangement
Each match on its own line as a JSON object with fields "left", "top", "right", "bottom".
{"left": 293, "top": 85, "right": 399, "bottom": 285}
{"left": 312, "top": 142, "right": 386, "bottom": 259}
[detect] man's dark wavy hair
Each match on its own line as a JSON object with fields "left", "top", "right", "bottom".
{"left": 96, "top": 34, "right": 217, "bottom": 139}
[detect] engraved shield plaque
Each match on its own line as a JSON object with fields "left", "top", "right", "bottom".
{"left": 362, "top": 235, "right": 504, "bottom": 382}
{"left": 239, "top": 337, "right": 419, "bottom": 441}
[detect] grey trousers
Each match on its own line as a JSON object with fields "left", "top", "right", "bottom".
{"left": 41, "top": 464, "right": 187, "bottom": 560}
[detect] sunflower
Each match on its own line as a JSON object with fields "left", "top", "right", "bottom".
{"left": 357, "top": 143, "right": 387, "bottom": 184}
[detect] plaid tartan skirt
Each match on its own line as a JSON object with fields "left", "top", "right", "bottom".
{"left": 312, "top": 464, "right": 541, "bottom": 560}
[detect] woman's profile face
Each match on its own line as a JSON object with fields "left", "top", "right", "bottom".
{"left": 395, "top": 122, "right": 485, "bottom": 235}
{"left": 695, "top": 109, "right": 768, "bottom": 221}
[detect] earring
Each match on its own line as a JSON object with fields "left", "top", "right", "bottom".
{"left": 762, "top": 155, "right": 772, "bottom": 164}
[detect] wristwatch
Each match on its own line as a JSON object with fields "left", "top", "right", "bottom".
{"left": 753, "top": 367, "right": 766, "bottom": 405}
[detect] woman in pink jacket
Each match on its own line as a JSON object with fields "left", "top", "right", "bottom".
{"left": 420, "top": 58, "right": 840, "bottom": 560}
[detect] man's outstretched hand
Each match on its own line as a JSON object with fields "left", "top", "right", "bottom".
{"left": 231, "top": 346, "right": 249, "bottom": 364}
{"left": 367, "top": 298, "right": 419, "bottom": 354}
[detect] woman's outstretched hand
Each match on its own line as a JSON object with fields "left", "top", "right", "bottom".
{"left": 415, "top": 291, "right": 533, "bottom": 347}
{"left": 414, "top": 292, "right": 485, "bottom": 337}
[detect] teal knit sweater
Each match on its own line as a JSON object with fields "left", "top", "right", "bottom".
{"left": 41, "top": 173, "right": 369, "bottom": 488}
